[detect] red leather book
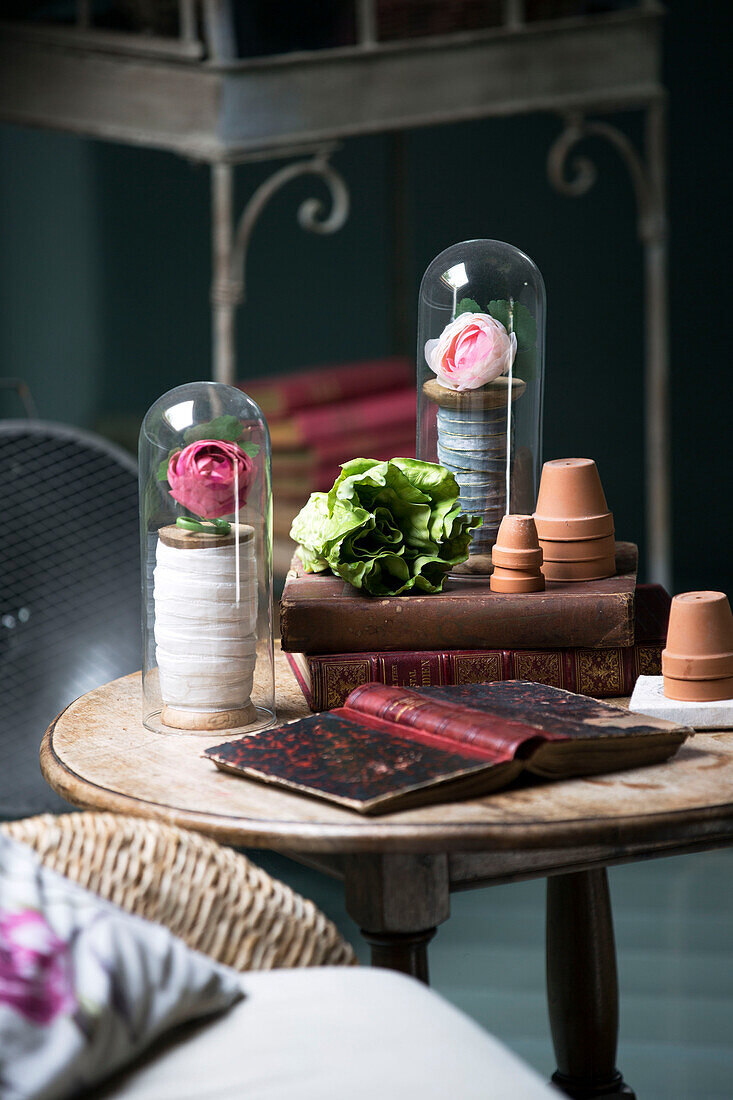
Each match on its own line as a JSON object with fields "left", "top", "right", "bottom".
{"left": 285, "top": 583, "right": 670, "bottom": 710}
{"left": 269, "top": 387, "right": 416, "bottom": 449}
{"left": 274, "top": 436, "right": 417, "bottom": 498}
{"left": 205, "top": 680, "right": 688, "bottom": 814}
{"left": 240, "top": 357, "right": 413, "bottom": 419}
{"left": 272, "top": 428, "right": 416, "bottom": 477}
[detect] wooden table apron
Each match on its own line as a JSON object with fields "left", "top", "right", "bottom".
{"left": 41, "top": 662, "right": 733, "bottom": 1100}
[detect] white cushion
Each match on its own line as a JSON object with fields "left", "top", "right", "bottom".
{"left": 102, "top": 966, "right": 555, "bottom": 1100}
{"left": 0, "top": 834, "right": 242, "bottom": 1100}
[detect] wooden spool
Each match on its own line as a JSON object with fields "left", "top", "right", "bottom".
{"left": 423, "top": 376, "right": 526, "bottom": 410}
{"left": 156, "top": 522, "right": 258, "bottom": 733}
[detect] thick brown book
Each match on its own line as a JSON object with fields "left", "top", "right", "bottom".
{"left": 285, "top": 582, "right": 669, "bottom": 709}
{"left": 205, "top": 680, "right": 689, "bottom": 815}
{"left": 280, "top": 543, "right": 638, "bottom": 655}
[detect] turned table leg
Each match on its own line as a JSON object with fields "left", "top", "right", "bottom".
{"left": 343, "top": 853, "right": 450, "bottom": 985}
{"left": 546, "top": 869, "right": 635, "bottom": 1099}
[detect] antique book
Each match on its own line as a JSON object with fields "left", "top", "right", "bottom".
{"left": 271, "top": 423, "right": 415, "bottom": 474}
{"left": 205, "top": 680, "right": 689, "bottom": 815}
{"left": 285, "top": 583, "right": 670, "bottom": 709}
{"left": 269, "top": 387, "right": 416, "bottom": 449}
{"left": 280, "top": 543, "right": 639, "bottom": 654}
{"left": 240, "top": 357, "right": 413, "bottom": 418}
{"left": 272, "top": 434, "right": 416, "bottom": 501}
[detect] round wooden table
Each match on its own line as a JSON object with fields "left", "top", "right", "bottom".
{"left": 42, "top": 654, "right": 733, "bottom": 1100}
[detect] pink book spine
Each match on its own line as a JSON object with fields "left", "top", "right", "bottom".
{"left": 242, "top": 357, "right": 413, "bottom": 417}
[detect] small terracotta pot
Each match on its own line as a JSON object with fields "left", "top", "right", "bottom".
{"left": 534, "top": 458, "right": 614, "bottom": 540}
{"left": 661, "top": 591, "right": 733, "bottom": 688}
{"left": 491, "top": 514, "right": 543, "bottom": 570}
{"left": 490, "top": 515, "right": 545, "bottom": 593}
{"left": 539, "top": 533, "right": 616, "bottom": 563}
{"left": 541, "top": 555, "right": 616, "bottom": 583}
{"left": 492, "top": 545, "right": 543, "bottom": 570}
{"left": 663, "top": 674, "right": 733, "bottom": 702}
{"left": 490, "top": 567, "right": 545, "bottom": 594}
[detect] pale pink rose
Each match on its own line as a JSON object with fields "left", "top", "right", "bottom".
{"left": 168, "top": 439, "right": 254, "bottom": 519}
{"left": 0, "top": 909, "right": 75, "bottom": 1025}
{"left": 425, "top": 311, "right": 517, "bottom": 392}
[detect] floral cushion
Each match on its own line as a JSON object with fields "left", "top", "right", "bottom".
{"left": 0, "top": 832, "right": 242, "bottom": 1100}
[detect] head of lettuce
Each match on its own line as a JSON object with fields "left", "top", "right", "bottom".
{"left": 289, "top": 457, "right": 481, "bottom": 596}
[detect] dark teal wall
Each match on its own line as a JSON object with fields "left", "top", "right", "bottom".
{"left": 0, "top": 3, "right": 730, "bottom": 592}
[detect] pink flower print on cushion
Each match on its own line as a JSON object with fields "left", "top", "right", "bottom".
{"left": 0, "top": 909, "right": 76, "bottom": 1025}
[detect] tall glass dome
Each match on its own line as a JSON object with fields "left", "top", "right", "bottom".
{"left": 417, "top": 239, "right": 546, "bottom": 575}
{"left": 139, "top": 382, "right": 274, "bottom": 735}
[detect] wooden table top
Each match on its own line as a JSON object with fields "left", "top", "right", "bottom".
{"left": 41, "top": 650, "right": 733, "bottom": 856}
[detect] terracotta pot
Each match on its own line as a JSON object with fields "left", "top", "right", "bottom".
{"left": 661, "top": 591, "right": 733, "bottom": 684}
{"left": 490, "top": 515, "right": 545, "bottom": 592}
{"left": 491, "top": 514, "right": 543, "bottom": 570}
{"left": 541, "top": 555, "right": 616, "bottom": 583}
{"left": 534, "top": 457, "right": 614, "bottom": 540}
{"left": 539, "top": 533, "right": 616, "bottom": 563}
{"left": 663, "top": 674, "right": 733, "bottom": 702}
{"left": 492, "top": 545, "right": 543, "bottom": 570}
{"left": 490, "top": 566, "right": 545, "bottom": 594}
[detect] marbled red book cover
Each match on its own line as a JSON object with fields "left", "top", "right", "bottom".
{"left": 205, "top": 680, "right": 688, "bottom": 814}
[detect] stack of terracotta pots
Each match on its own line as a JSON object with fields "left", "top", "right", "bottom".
{"left": 662, "top": 591, "right": 733, "bottom": 701}
{"left": 533, "top": 458, "right": 616, "bottom": 582}
{"left": 490, "top": 514, "right": 545, "bottom": 593}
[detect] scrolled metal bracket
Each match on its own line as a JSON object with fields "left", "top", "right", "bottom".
{"left": 211, "top": 147, "right": 350, "bottom": 384}
{"left": 222, "top": 148, "right": 350, "bottom": 308}
{"left": 547, "top": 111, "right": 665, "bottom": 244}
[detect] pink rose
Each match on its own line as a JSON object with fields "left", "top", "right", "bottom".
{"left": 425, "top": 311, "right": 517, "bottom": 392}
{"left": 168, "top": 439, "right": 254, "bottom": 519}
{"left": 0, "top": 909, "right": 75, "bottom": 1025}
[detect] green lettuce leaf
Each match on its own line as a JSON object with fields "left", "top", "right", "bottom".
{"left": 290, "top": 458, "right": 481, "bottom": 596}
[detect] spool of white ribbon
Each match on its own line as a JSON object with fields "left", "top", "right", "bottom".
{"left": 153, "top": 534, "right": 257, "bottom": 714}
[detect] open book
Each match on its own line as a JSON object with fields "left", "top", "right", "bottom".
{"left": 205, "top": 681, "right": 690, "bottom": 815}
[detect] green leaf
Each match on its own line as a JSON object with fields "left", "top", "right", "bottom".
{"left": 241, "top": 442, "right": 260, "bottom": 458}
{"left": 456, "top": 297, "right": 481, "bottom": 316}
{"left": 513, "top": 346, "right": 537, "bottom": 381}
{"left": 487, "top": 299, "right": 537, "bottom": 351}
{"left": 289, "top": 458, "right": 480, "bottom": 595}
{"left": 184, "top": 415, "right": 245, "bottom": 445}
{"left": 156, "top": 455, "right": 173, "bottom": 483}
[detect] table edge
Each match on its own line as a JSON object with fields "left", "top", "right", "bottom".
{"left": 41, "top": 718, "right": 733, "bottom": 857}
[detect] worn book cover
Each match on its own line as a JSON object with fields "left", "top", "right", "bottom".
{"left": 205, "top": 680, "right": 689, "bottom": 815}
{"left": 285, "top": 583, "right": 670, "bottom": 709}
{"left": 280, "top": 543, "right": 638, "bottom": 655}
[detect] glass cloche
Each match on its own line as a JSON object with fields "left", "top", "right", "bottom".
{"left": 417, "top": 239, "right": 546, "bottom": 575}
{"left": 139, "top": 382, "right": 274, "bottom": 734}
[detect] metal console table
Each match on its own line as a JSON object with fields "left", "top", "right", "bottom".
{"left": 0, "top": 0, "right": 669, "bottom": 586}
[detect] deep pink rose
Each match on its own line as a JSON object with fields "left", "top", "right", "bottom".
{"left": 425, "top": 311, "right": 517, "bottom": 392}
{"left": 0, "top": 909, "right": 75, "bottom": 1025}
{"left": 167, "top": 439, "right": 254, "bottom": 519}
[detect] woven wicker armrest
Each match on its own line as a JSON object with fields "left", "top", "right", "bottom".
{"left": 1, "top": 812, "right": 356, "bottom": 970}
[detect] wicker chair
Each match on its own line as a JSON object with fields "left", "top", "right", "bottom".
{"left": 1, "top": 812, "right": 356, "bottom": 970}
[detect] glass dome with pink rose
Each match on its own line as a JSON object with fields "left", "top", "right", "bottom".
{"left": 139, "top": 381, "right": 274, "bottom": 735}
{"left": 417, "top": 239, "right": 546, "bottom": 576}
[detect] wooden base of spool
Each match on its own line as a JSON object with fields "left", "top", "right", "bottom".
{"left": 161, "top": 701, "right": 257, "bottom": 731}
{"left": 451, "top": 552, "right": 494, "bottom": 576}
{"left": 423, "top": 376, "right": 526, "bottom": 410}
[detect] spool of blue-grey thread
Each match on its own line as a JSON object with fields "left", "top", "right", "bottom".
{"left": 424, "top": 377, "right": 527, "bottom": 566}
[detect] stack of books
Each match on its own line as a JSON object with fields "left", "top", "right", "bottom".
{"left": 241, "top": 357, "right": 415, "bottom": 575}
{"left": 280, "top": 544, "right": 670, "bottom": 708}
